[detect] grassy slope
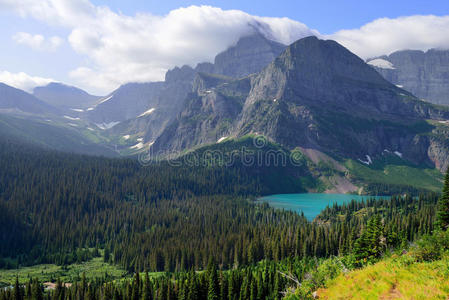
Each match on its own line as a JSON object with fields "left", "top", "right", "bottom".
{"left": 0, "top": 114, "right": 117, "bottom": 157}
{"left": 317, "top": 255, "right": 449, "bottom": 299}
{"left": 0, "top": 257, "right": 127, "bottom": 287}
{"left": 345, "top": 156, "right": 443, "bottom": 193}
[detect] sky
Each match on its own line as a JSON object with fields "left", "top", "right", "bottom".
{"left": 0, "top": 0, "right": 448, "bottom": 95}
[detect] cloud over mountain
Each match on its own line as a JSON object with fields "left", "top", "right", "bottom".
{"left": 0, "top": 70, "right": 54, "bottom": 92}
{"left": 329, "top": 15, "right": 449, "bottom": 59}
{"left": 1, "top": 1, "right": 449, "bottom": 93}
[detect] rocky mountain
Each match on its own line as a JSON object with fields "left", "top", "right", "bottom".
{"left": 86, "top": 81, "right": 165, "bottom": 125}
{"left": 33, "top": 82, "right": 100, "bottom": 110}
{"left": 211, "top": 33, "right": 286, "bottom": 78}
{"left": 151, "top": 36, "right": 449, "bottom": 173}
{"left": 367, "top": 49, "right": 449, "bottom": 106}
{"left": 99, "top": 33, "right": 287, "bottom": 145}
{"left": 0, "top": 83, "right": 58, "bottom": 115}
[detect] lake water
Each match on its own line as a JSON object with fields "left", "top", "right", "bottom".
{"left": 258, "top": 193, "right": 389, "bottom": 221}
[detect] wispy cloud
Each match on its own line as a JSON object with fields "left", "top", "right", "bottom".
{"left": 13, "top": 32, "right": 63, "bottom": 51}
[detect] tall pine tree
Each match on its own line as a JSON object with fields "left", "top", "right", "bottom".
{"left": 436, "top": 168, "right": 449, "bottom": 230}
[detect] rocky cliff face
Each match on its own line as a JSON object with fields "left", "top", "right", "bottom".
{"left": 102, "top": 33, "right": 287, "bottom": 141}
{"left": 152, "top": 37, "right": 449, "bottom": 172}
{"left": 86, "top": 82, "right": 165, "bottom": 124}
{"left": 212, "top": 33, "right": 286, "bottom": 78}
{"left": 367, "top": 49, "right": 449, "bottom": 106}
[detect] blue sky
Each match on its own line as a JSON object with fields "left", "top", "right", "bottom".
{"left": 0, "top": 0, "right": 448, "bottom": 95}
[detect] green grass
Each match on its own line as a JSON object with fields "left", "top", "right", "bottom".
{"left": 345, "top": 158, "right": 443, "bottom": 192}
{"left": 0, "top": 257, "right": 128, "bottom": 287}
{"left": 317, "top": 255, "right": 449, "bottom": 299}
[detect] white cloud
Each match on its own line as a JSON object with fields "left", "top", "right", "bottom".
{"left": 2, "top": 1, "right": 449, "bottom": 93}
{"left": 13, "top": 32, "right": 63, "bottom": 51}
{"left": 0, "top": 70, "right": 54, "bottom": 92}
{"left": 65, "top": 5, "right": 316, "bottom": 92}
{"left": 328, "top": 15, "right": 449, "bottom": 59}
{"left": 0, "top": 2, "right": 316, "bottom": 93}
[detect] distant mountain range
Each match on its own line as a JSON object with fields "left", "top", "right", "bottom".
{"left": 367, "top": 49, "right": 449, "bottom": 106}
{"left": 33, "top": 82, "right": 100, "bottom": 110}
{"left": 0, "top": 33, "right": 448, "bottom": 193}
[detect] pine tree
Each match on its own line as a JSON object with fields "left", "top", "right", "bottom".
{"left": 352, "top": 215, "right": 384, "bottom": 265}
{"left": 131, "top": 272, "right": 140, "bottom": 300}
{"left": 13, "top": 276, "right": 22, "bottom": 300}
{"left": 436, "top": 168, "right": 449, "bottom": 230}
{"left": 207, "top": 259, "right": 219, "bottom": 300}
{"left": 31, "top": 279, "right": 43, "bottom": 300}
{"left": 142, "top": 271, "right": 152, "bottom": 300}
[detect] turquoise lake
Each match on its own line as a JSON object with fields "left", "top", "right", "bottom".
{"left": 258, "top": 193, "right": 389, "bottom": 221}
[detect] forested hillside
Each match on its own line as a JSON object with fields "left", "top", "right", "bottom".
{"left": 1, "top": 131, "right": 446, "bottom": 299}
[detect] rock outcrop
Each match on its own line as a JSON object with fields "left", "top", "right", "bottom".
{"left": 367, "top": 49, "right": 449, "bottom": 106}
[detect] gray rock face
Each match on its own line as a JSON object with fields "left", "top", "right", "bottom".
{"left": 152, "top": 36, "right": 449, "bottom": 172}
{"left": 86, "top": 82, "right": 165, "bottom": 124}
{"left": 212, "top": 33, "right": 286, "bottom": 78}
{"left": 237, "top": 37, "right": 447, "bottom": 163}
{"left": 151, "top": 75, "right": 251, "bottom": 154}
{"left": 367, "top": 49, "right": 449, "bottom": 106}
{"left": 104, "top": 34, "right": 286, "bottom": 139}
{"left": 33, "top": 82, "right": 100, "bottom": 109}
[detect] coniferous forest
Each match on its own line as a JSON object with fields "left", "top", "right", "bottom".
{"left": 0, "top": 135, "right": 448, "bottom": 299}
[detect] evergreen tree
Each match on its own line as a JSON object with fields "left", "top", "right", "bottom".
{"left": 13, "top": 276, "right": 22, "bottom": 300}
{"left": 31, "top": 279, "right": 43, "bottom": 300}
{"left": 142, "top": 271, "right": 152, "bottom": 300}
{"left": 436, "top": 168, "right": 449, "bottom": 230}
{"left": 352, "top": 215, "right": 385, "bottom": 265}
{"left": 207, "top": 259, "right": 219, "bottom": 300}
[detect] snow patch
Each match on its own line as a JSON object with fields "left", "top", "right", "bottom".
{"left": 95, "top": 121, "right": 119, "bottom": 130}
{"left": 123, "top": 135, "right": 130, "bottom": 140}
{"left": 130, "top": 142, "right": 144, "bottom": 150}
{"left": 217, "top": 136, "right": 228, "bottom": 143}
{"left": 97, "top": 95, "right": 114, "bottom": 105}
{"left": 137, "top": 138, "right": 143, "bottom": 142}
{"left": 64, "top": 115, "right": 80, "bottom": 121}
{"left": 138, "top": 108, "right": 155, "bottom": 118}
{"left": 87, "top": 107, "right": 94, "bottom": 111}
{"left": 395, "top": 84, "right": 403, "bottom": 88}
{"left": 273, "top": 98, "right": 277, "bottom": 102}
{"left": 71, "top": 108, "right": 84, "bottom": 112}
{"left": 438, "top": 120, "right": 449, "bottom": 124}
{"left": 68, "top": 123, "right": 78, "bottom": 127}
{"left": 358, "top": 155, "right": 373, "bottom": 165}
{"left": 87, "top": 127, "right": 94, "bottom": 131}
{"left": 367, "top": 58, "right": 395, "bottom": 69}
{"left": 394, "top": 151, "right": 403, "bottom": 158}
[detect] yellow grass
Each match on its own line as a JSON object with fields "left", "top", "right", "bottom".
{"left": 317, "top": 255, "right": 449, "bottom": 299}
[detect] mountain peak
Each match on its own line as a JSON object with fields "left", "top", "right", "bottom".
{"left": 212, "top": 33, "right": 286, "bottom": 78}
{"left": 33, "top": 82, "right": 100, "bottom": 109}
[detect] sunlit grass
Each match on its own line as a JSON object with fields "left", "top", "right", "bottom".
{"left": 318, "top": 255, "right": 449, "bottom": 299}
{"left": 0, "top": 257, "right": 128, "bottom": 286}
